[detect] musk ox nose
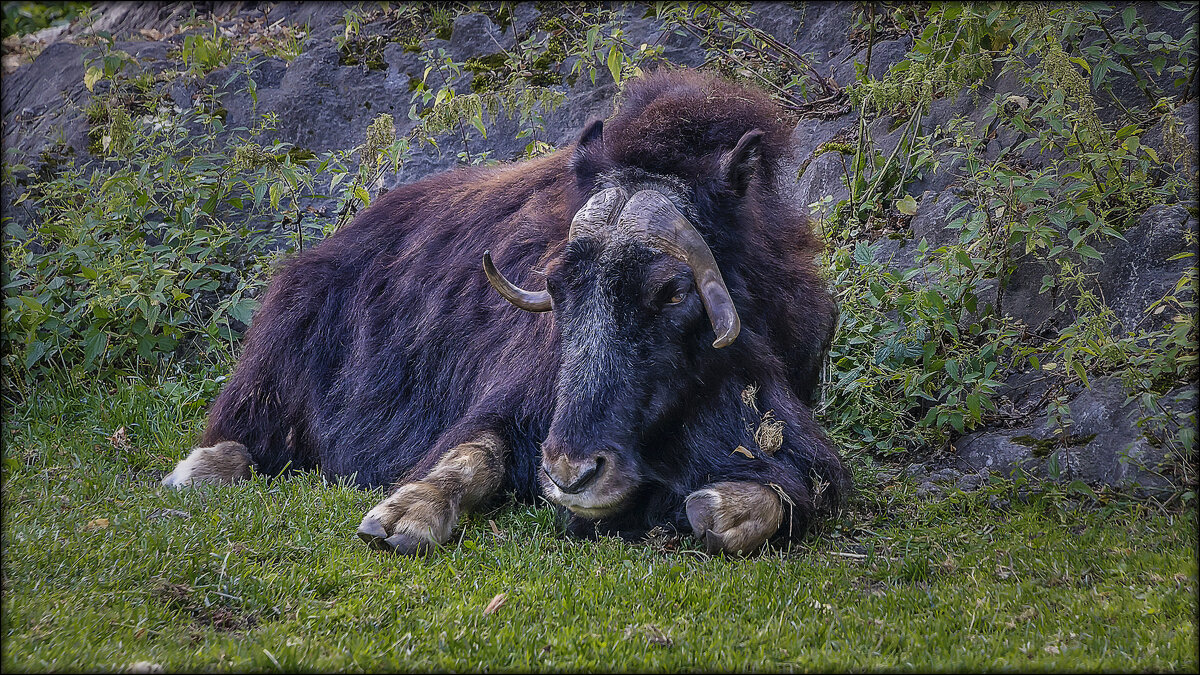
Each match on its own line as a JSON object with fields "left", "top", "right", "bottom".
{"left": 543, "top": 453, "right": 608, "bottom": 494}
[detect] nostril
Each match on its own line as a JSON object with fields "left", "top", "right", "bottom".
{"left": 564, "top": 463, "right": 597, "bottom": 493}
{"left": 544, "top": 456, "right": 605, "bottom": 494}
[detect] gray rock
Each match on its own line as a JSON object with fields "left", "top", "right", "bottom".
{"left": 994, "top": 370, "right": 1056, "bottom": 421}
{"left": 1095, "top": 204, "right": 1196, "bottom": 332}
{"left": 236, "top": 43, "right": 398, "bottom": 153}
{"left": 261, "top": 4, "right": 345, "bottom": 42}
{"left": 866, "top": 37, "right": 913, "bottom": 81}
{"left": 791, "top": 151, "right": 850, "bottom": 219}
{"left": 954, "top": 431, "right": 1039, "bottom": 474}
{"left": 904, "top": 462, "right": 927, "bottom": 478}
{"left": 997, "top": 252, "right": 1066, "bottom": 333}
{"left": 783, "top": 112, "right": 857, "bottom": 215}
{"left": 929, "top": 467, "right": 962, "bottom": 484}
{"left": 920, "top": 67, "right": 1030, "bottom": 133}
{"left": 448, "top": 12, "right": 513, "bottom": 61}
{"left": 954, "top": 376, "right": 1194, "bottom": 494}
{"left": 509, "top": 3, "right": 542, "bottom": 36}
{"left": 745, "top": 1, "right": 811, "bottom": 55}
{"left": 954, "top": 473, "right": 983, "bottom": 492}
{"left": 774, "top": 3, "right": 858, "bottom": 84}
{"left": 1, "top": 41, "right": 91, "bottom": 161}
{"left": 83, "top": 2, "right": 197, "bottom": 39}
{"left": 915, "top": 481, "right": 943, "bottom": 499}
{"left": 866, "top": 112, "right": 911, "bottom": 162}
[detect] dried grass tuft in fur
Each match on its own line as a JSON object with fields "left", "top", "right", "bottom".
{"left": 755, "top": 411, "right": 785, "bottom": 456}
{"left": 740, "top": 384, "right": 760, "bottom": 410}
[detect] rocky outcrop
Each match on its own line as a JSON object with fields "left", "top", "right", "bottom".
{"left": 954, "top": 377, "right": 1196, "bottom": 495}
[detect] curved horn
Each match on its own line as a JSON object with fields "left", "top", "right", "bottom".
{"left": 618, "top": 191, "right": 742, "bottom": 348}
{"left": 568, "top": 187, "right": 628, "bottom": 241}
{"left": 483, "top": 250, "right": 552, "bottom": 312}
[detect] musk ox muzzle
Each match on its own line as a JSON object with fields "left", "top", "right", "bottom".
{"left": 539, "top": 440, "right": 641, "bottom": 518}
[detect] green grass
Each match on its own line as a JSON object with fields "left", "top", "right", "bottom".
{"left": 2, "top": 375, "right": 1197, "bottom": 672}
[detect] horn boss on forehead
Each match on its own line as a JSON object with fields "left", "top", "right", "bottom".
{"left": 568, "top": 187, "right": 628, "bottom": 241}
{"left": 617, "top": 190, "right": 741, "bottom": 348}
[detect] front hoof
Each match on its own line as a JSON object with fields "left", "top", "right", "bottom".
{"left": 357, "top": 483, "right": 455, "bottom": 555}
{"left": 685, "top": 491, "right": 725, "bottom": 554}
{"left": 685, "top": 482, "right": 784, "bottom": 555}
{"left": 357, "top": 515, "right": 391, "bottom": 551}
{"left": 384, "top": 531, "right": 435, "bottom": 556}
{"left": 698, "top": 527, "right": 729, "bottom": 555}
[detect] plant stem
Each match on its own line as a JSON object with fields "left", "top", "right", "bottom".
{"left": 864, "top": 2, "right": 875, "bottom": 80}
{"left": 1183, "top": 60, "right": 1199, "bottom": 105}
{"left": 861, "top": 105, "right": 922, "bottom": 208}
{"left": 851, "top": 114, "right": 867, "bottom": 215}
{"left": 457, "top": 119, "right": 473, "bottom": 163}
{"left": 1088, "top": 10, "right": 1160, "bottom": 107}
{"left": 894, "top": 108, "right": 926, "bottom": 195}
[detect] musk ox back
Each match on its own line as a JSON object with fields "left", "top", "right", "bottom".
{"left": 162, "top": 70, "right": 851, "bottom": 555}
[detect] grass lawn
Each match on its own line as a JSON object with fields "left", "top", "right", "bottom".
{"left": 2, "top": 375, "right": 1197, "bottom": 672}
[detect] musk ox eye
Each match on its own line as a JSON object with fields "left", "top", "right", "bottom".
{"left": 656, "top": 281, "right": 691, "bottom": 308}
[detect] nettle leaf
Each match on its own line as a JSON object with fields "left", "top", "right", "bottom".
{"left": 967, "top": 393, "right": 982, "bottom": 423}
{"left": 606, "top": 45, "right": 622, "bottom": 84}
{"left": 896, "top": 194, "right": 919, "bottom": 216}
{"left": 853, "top": 242, "right": 874, "bottom": 266}
{"left": 354, "top": 185, "right": 371, "bottom": 207}
{"left": 1122, "top": 5, "right": 1137, "bottom": 30}
{"left": 84, "top": 67, "right": 104, "bottom": 92}
{"left": 24, "top": 341, "right": 47, "bottom": 370}
{"left": 82, "top": 332, "right": 108, "bottom": 369}
{"left": 945, "top": 359, "right": 960, "bottom": 382}
{"left": 227, "top": 297, "right": 258, "bottom": 326}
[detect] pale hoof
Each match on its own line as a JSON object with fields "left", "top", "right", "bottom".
{"left": 685, "top": 482, "right": 784, "bottom": 555}
{"left": 356, "top": 483, "right": 453, "bottom": 555}
{"left": 356, "top": 515, "right": 390, "bottom": 550}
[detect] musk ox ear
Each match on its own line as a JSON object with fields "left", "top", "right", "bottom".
{"left": 718, "top": 129, "right": 764, "bottom": 197}
{"left": 577, "top": 119, "right": 604, "bottom": 149}
{"left": 570, "top": 119, "right": 607, "bottom": 185}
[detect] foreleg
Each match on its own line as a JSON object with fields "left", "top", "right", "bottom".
{"left": 356, "top": 431, "right": 507, "bottom": 555}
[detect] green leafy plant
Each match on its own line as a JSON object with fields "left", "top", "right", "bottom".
{"left": 3, "top": 101, "right": 272, "bottom": 386}
{"left": 1, "top": 87, "right": 408, "bottom": 393}
{"left": 1, "top": 0, "right": 88, "bottom": 37}
{"left": 178, "top": 20, "right": 234, "bottom": 75}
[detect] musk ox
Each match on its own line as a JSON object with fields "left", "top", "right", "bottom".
{"left": 163, "top": 69, "right": 851, "bottom": 555}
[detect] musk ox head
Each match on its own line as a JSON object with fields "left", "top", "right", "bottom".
{"left": 484, "top": 90, "right": 776, "bottom": 519}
